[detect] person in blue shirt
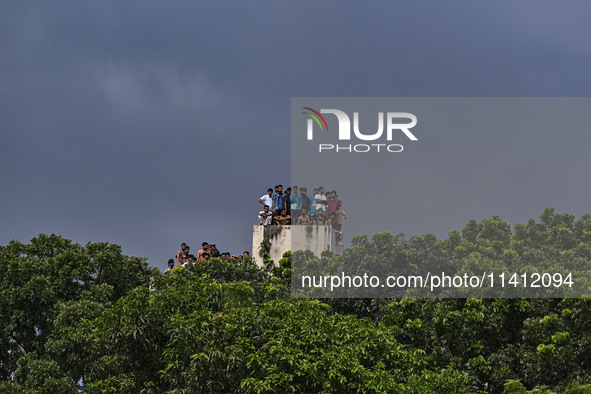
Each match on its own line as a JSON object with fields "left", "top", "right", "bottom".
{"left": 272, "top": 184, "right": 285, "bottom": 222}
{"left": 309, "top": 188, "right": 317, "bottom": 214}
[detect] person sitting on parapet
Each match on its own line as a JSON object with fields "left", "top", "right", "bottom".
{"left": 259, "top": 188, "right": 274, "bottom": 211}
{"left": 258, "top": 205, "right": 273, "bottom": 225}
{"left": 299, "top": 187, "right": 310, "bottom": 223}
{"left": 274, "top": 208, "right": 291, "bottom": 225}
{"left": 313, "top": 207, "right": 327, "bottom": 225}
{"left": 297, "top": 209, "right": 311, "bottom": 224}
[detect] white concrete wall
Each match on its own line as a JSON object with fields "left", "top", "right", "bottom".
{"left": 252, "top": 225, "right": 343, "bottom": 267}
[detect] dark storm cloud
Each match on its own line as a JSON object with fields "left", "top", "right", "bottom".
{"left": 2, "top": 1, "right": 591, "bottom": 268}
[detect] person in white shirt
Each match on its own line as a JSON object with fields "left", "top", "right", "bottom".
{"left": 314, "top": 186, "right": 327, "bottom": 217}
{"left": 258, "top": 188, "right": 274, "bottom": 212}
{"left": 258, "top": 205, "right": 273, "bottom": 225}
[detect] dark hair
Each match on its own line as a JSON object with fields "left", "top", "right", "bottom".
{"left": 181, "top": 243, "right": 187, "bottom": 247}
{"left": 286, "top": 187, "right": 292, "bottom": 192}
{"left": 293, "top": 185, "right": 298, "bottom": 188}
{"left": 244, "top": 251, "right": 249, "bottom": 254}
{"left": 202, "top": 242, "right": 208, "bottom": 247}
{"left": 267, "top": 188, "right": 273, "bottom": 192}
{"left": 301, "top": 187, "right": 307, "bottom": 192}
{"left": 278, "top": 184, "right": 283, "bottom": 188}
{"left": 168, "top": 259, "right": 174, "bottom": 265}
{"left": 319, "top": 186, "right": 324, "bottom": 189}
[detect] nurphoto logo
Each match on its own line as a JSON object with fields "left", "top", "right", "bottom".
{"left": 303, "top": 107, "right": 418, "bottom": 153}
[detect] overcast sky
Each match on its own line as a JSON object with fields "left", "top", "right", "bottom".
{"left": 2, "top": 1, "right": 591, "bottom": 270}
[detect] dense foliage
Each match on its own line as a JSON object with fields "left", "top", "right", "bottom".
{"left": 1, "top": 209, "right": 591, "bottom": 392}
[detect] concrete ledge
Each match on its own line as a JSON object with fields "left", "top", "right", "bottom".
{"left": 252, "top": 225, "right": 342, "bottom": 267}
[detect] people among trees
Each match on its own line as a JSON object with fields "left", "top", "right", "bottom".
{"left": 169, "top": 242, "right": 251, "bottom": 271}
{"left": 169, "top": 184, "right": 349, "bottom": 274}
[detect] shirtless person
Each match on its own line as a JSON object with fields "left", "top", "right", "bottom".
{"left": 176, "top": 243, "right": 189, "bottom": 264}
{"left": 274, "top": 209, "right": 291, "bottom": 225}
{"left": 197, "top": 242, "right": 208, "bottom": 260}
{"left": 297, "top": 209, "right": 311, "bottom": 224}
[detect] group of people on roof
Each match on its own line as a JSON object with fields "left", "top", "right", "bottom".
{"left": 257, "top": 184, "right": 346, "bottom": 246}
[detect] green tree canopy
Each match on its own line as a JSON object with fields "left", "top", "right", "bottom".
{"left": 2, "top": 210, "right": 591, "bottom": 392}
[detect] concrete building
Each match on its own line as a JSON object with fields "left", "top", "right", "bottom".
{"left": 252, "top": 225, "right": 343, "bottom": 267}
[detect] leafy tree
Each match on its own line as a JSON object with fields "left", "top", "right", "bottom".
{"left": 0, "top": 234, "right": 155, "bottom": 391}
{"left": 3, "top": 209, "right": 591, "bottom": 392}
